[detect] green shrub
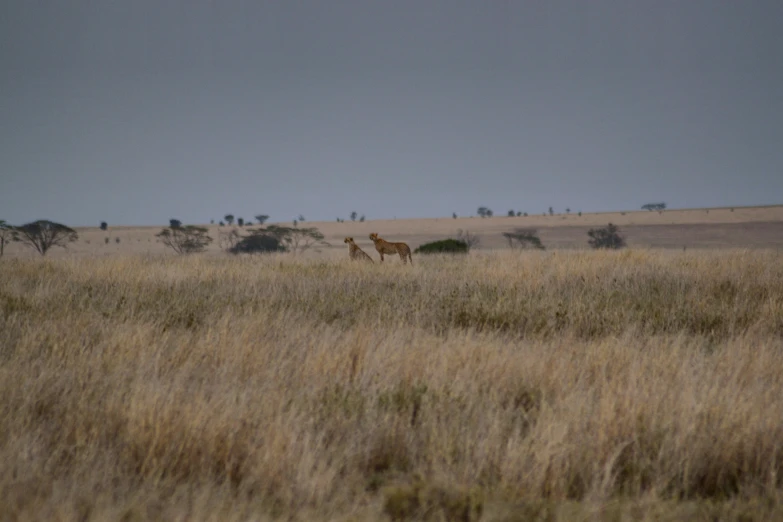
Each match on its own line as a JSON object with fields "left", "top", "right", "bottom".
{"left": 229, "top": 233, "right": 286, "bottom": 254}
{"left": 413, "top": 239, "right": 469, "bottom": 255}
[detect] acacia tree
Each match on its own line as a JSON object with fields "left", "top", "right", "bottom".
{"left": 265, "top": 225, "right": 327, "bottom": 255}
{"left": 255, "top": 214, "right": 270, "bottom": 225}
{"left": 224, "top": 214, "right": 235, "bottom": 226}
{"left": 502, "top": 228, "right": 545, "bottom": 250}
{"left": 12, "top": 220, "right": 79, "bottom": 256}
{"left": 156, "top": 224, "right": 213, "bottom": 254}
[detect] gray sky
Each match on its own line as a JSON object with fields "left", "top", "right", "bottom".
{"left": 1, "top": 1, "right": 781, "bottom": 227}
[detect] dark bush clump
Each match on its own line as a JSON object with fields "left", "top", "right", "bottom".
{"left": 414, "top": 239, "right": 469, "bottom": 255}
{"left": 588, "top": 223, "right": 626, "bottom": 249}
{"left": 229, "top": 234, "right": 287, "bottom": 254}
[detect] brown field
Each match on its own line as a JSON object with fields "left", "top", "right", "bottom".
{"left": 2, "top": 206, "right": 783, "bottom": 521}
{"left": 3, "top": 205, "right": 783, "bottom": 259}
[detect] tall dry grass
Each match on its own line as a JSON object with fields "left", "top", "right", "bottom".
{"left": 1, "top": 250, "right": 783, "bottom": 521}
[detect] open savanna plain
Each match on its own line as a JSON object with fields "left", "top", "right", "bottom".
{"left": 2, "top": 207, "right": 783, "bottom": 521}
{"left": 3, "top": 205, "right": 783, "bottom": 259}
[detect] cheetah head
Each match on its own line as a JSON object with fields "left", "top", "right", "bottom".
{"left": 369, "top": 233, "right": 379, "bottom": 241}
{"left": 344, "top": 237, "right": 354, "bottom": 244}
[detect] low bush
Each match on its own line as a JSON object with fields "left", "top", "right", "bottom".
{"left": 413, "top": 238, "right": 469, "bottom": 255}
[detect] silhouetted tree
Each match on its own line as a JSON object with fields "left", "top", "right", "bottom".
{"left": 255, "top": 214, "right": 270, "bottom": 225}
{"left": 502, "top": 228, "right": 545, "bottom": 250}
{"left": 508, "top": 209, "right": 515, "bottom": 217}
{"left": 477, "top": 206, "right": 491, "bottom": 218}
{"left": 224, "top": 214, "right": 234, "bottom": 226}
{"left": 169, "top": 219, "right": 182, "bottom": 228}
{"left": 350, "top": 211, "right": 358, "bottom": 222}
{"left": 12, "top": 220, "right": 78, "bottom": 256}
{"left": 641, "top": 202, "right": 667, "bottom": 211}
{"left": 548, "top": 207, "right": 554, "bottom": 216}
{"left": 100, "top": 221, "right": 108, "bottom": 231}
{"left": 452, "top": 212, "right": 458, "bottom": 219}
{"left": 157, "top": 224, "right": 212, "bottom": 254}
{"left": 237, "top": 217, "right": 244, "bottom": 227}
{"left": 517, "top": 211, "right": 523, "bottom": 217}
{"left": 298, "top": 214, "right": 306, "bottom": 222}
{"left": 359, "top": 215, "right": 365, "bottom": 222}
{"left": 587, "top": 223, "right": 626, "bottom": 249}
{"left": 566, "top": 208, "right": 571, "bottom": 214}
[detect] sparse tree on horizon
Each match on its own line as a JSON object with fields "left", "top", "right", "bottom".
{"left": 169, "top": 219, "right": 182, "bottom": 229}
{"left": 350, "top": 211, "right": 358, "bottom": 222}
{"left": 477, "top": 207, "right": 493, "bottom": 218}
{"left": 237, "top": 217, "right": 244, "bottom": 227}
{"left": 255, "top": 214, "right": 270, "bottom": 225}
{"left": 100, "top": 221, "right": 108, "bottom": 231}
{"left": 224, "top": 214, "right": 235, "bottom": 226}
{"left": 11, "top": 220, "right": 79, "bottom": 256}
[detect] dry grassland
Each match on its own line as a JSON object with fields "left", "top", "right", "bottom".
{"left": 2, "top": 248, "right": 783, "bottom": 521}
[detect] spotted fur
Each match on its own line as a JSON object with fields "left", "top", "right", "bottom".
{"left": 344, "top": 237, "right": 374, "bottom": 262}
{"left": 368, "top": 233, "right": 413, "bottom": 265}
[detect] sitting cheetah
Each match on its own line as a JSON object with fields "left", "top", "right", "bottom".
{"left": 368, "top": 233, "right": 413, "bottom": 265}
{"left": 344, "top": 237, "right": 374, "bottom": 262}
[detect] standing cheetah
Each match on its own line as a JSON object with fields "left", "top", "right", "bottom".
{"left": 344, "top": 237, "right": 374, "bottom": 262}
{"left": 368, "top": 233, "right": 413, "bottom": 265}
